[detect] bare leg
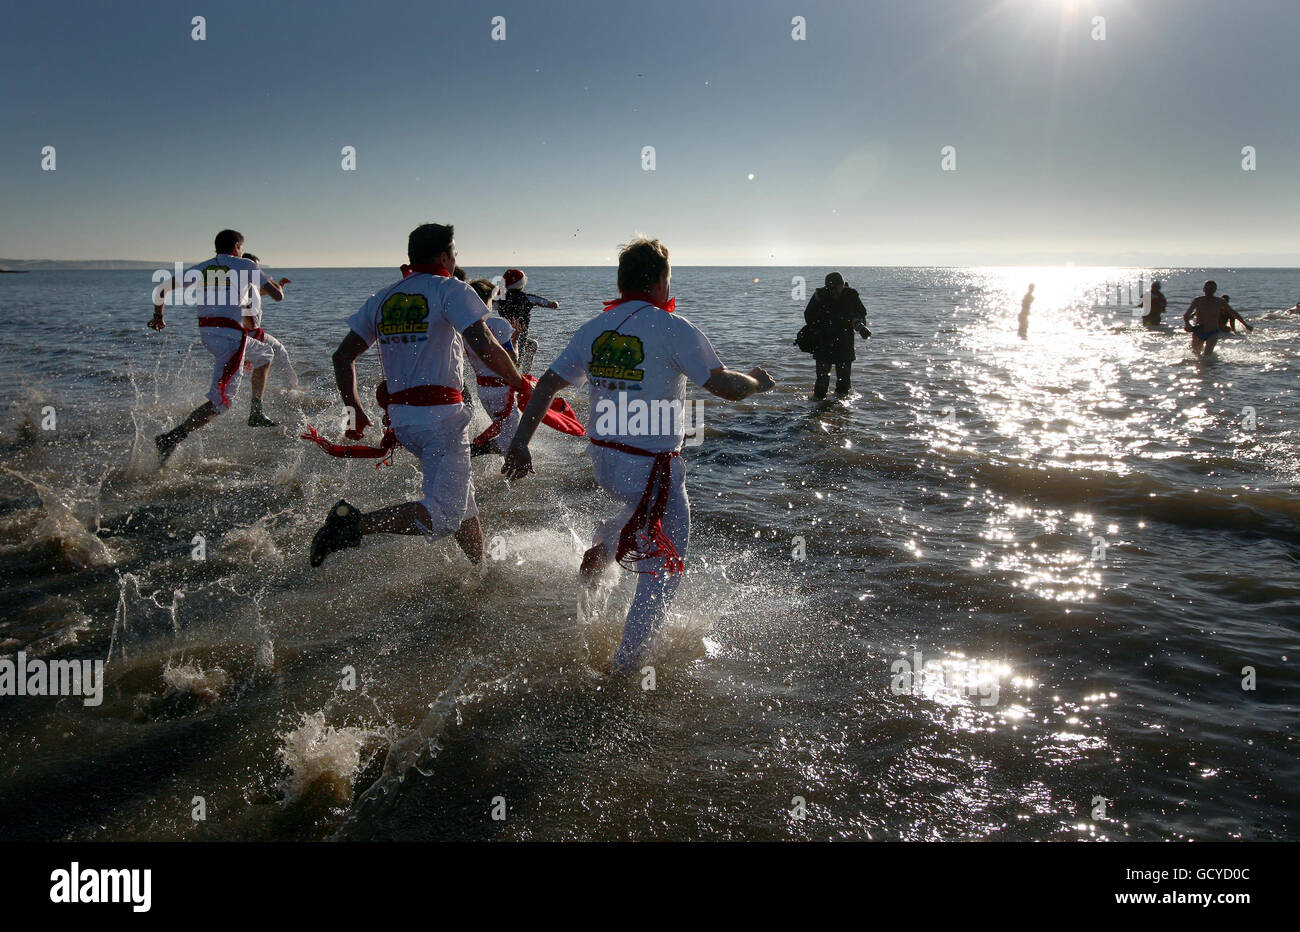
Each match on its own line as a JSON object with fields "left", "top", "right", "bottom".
{"left": 180, "top": 401, "right": 220, "bottom": 433}
{"left": 247, "top": 364, "right": 278, "bottom": 426}
{"left": 1203, "top": 334, "right": 1219, "bottom": 355}
{"left": 360, "top": 501, "right": 433, "bottom": 536}
{"left": 313, "top": 500, "right": 480, "bottom": 567}
{"left": 357, "top": 503, "right": 481, "bottom": 566}
{"left": 453, "top": 515, "right": 483, "bottom": 564}
{"left": 250, "top": 363, "right": 270, "bottom": 399}
{"left": 580, "top": 543, "right": 610, "bottom": 587}
{"left": 156, "top": 401, "right": 220, "bottom": 464}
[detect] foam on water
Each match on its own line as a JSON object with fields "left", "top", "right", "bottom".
{"left": 278, "top": 710, "right": 385, "bottom": 806}
{"left": 160, "top": 658, "right": 229, "bottom": 702}
{"left": 0, "top": 466, "right": 115, "bottom": 568}
{"left": 220, "top": 519, "right": 286, "bottom": 568}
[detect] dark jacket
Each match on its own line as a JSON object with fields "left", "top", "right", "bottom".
{"left": 497, "top": 290, "right": 550, "bottom": 334}
{"left": 804, "top": 286, "right": 869, "bottom": 362}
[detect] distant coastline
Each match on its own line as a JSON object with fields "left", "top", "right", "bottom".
{"left": 0, "top": 259, "right": 165, "bottom": 272}
{"left": 2, "top": 260, "right": 1298, "bottom": 272}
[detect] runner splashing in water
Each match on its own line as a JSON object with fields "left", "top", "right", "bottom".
{"left": 308, "top": 223, "right": 525, "bottom": 568}
{"left": 241, "top": 253, "right": 296, "bottom": 403}
{"left": 503, "top": 236, "right": 775, "bottom": 674}
{"left": 496, "top": 269, "right": 558, "bottom": 373}
{"left": 465, "top": 279, "right": 522, "bottom": 455}
{"left": 149, "top": 229, "right": 285, "bottom": 465}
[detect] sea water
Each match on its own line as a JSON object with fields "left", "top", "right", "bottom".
{"left": 0, "top": 265, "right": 1296, "bottom": 840}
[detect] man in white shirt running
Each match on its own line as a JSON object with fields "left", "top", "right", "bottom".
{"left": 465, "top": 278, "right": 523, "bottom": 456}
{"left": 241, "top": 253, "right": 297, "bottom": 398}
{"left": 310, "top": 223, "right": 526, "bottom": 568}
{"left": 149, "top": 229, "right": 285, "bottom": 465}
{"left": 503, "top": 236, "right": 776, "bottom": 673}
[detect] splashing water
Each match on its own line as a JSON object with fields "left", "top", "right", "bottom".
{"left": 277, "top": 711, "right": 385, "bottom": 806}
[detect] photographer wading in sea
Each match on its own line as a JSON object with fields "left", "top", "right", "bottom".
{"left": 796, "top": 271, "right": 871, "bottom": 399}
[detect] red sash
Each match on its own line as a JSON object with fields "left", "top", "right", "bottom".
{"left": 301, "top": 382, "right": 463, "bottom": 467}
{"left": 399, "top": 263, "right": 451, "bottom": 278}
{"left": 385, "top": 384, "right": 463, "bottom": 406}
{"left": 199, "top": 316, "right": 247, "bottom": 409}
{"left": 602, "top": 292, "right": 676, "bottom": 313}
{"left": 588, "top": 438, "right": 684, "bottom": 576}
{"left": 472, "top": 375, "right": 585, "bottom": 448}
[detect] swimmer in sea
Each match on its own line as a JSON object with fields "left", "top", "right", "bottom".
{"left": 1141, "top": 280, "right": 1167, "bottom": 327}
{"left": 1184, "top": 280, "right": 1252, "bottom": 357}
{"left": 1018, "top": 284, "right": 1034, "bottom": 338}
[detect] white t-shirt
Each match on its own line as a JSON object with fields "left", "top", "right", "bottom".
{"left": 346, "top": 272, "right": 489, "bottom": 426}
{"left": 466, "top": 317, "right": 515, "bottom": 378}
{"left": 550, "top": 301, "right": 722, "bottom": 453}
{"left": 243, "top": 283, "right": 263, "bottom": 326}
{"left": 184, "top": 255, "right": 272, "bottom": 323}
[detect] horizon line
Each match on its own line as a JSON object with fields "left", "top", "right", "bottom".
{"left": 6, "top": 262, "right": 1300, "bottom": 271}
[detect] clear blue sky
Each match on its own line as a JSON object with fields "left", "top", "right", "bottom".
{"left": 1, "top": 0, "right": 1297, "bottom": 267}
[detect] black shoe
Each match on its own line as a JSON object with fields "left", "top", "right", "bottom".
{"left": 248, "top": 401, "right": 277, "bottom": 427}
{"left": 310, "top": 499, "right": 362, "bottom": 567}
{"left": 154, "top": 428, "right": 185, "bottom": 466}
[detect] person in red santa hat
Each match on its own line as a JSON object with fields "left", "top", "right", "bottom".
{"left": 496, "top": 267, "right": 559, "bottom": 373}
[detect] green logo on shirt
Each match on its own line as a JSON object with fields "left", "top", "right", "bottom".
{"left": 379, "top": 293, "right": 430, "bottom": 336}
{"left": 590, "top": 331, "right": 645, "bottom": 381}
{"left": 202, "top": 265, "right": 232, "bottom": 287}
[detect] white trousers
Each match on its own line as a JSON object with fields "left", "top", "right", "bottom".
{"left": 200, "top": 327, "right": 273, "bottom": 411}
{"left": 590, "top": 445, "right": 690, "bottom": 674}
{"left": 392, "top": 407, "right": 478, "bottom": 538}
{"left": 475, "top": 383, "right": 521, "bottom": 449}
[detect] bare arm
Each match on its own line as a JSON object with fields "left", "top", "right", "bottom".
{"left": 148, "top": 274, "right": 179, "bottom": 330}
{"left": 332, "top": 330, "right": 373, "bottom": 438}
{"left": 262, "top": 279, "right": 285, "bottom": 302}
{"left": 462, "top": 319, "right": 526, "bottom": 390}
{"left": 702, "top": 365, "right": 775, "bottom": 401}
{"left": 502, "top": 369, "right": 571, "bottom": 480}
